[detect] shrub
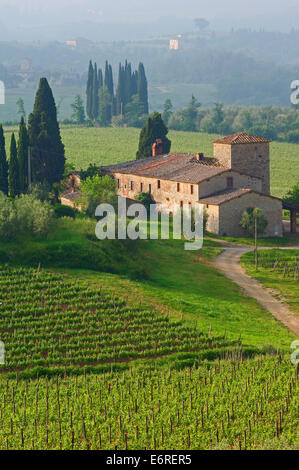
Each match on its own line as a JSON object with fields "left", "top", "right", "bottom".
{"left": 0, "top": 192, "right": 55, "bottom": 240}
{"left": 54, "top": 204, "right": 76, "bottom": 219}
{"left": 135, "top": 191, "right": 155, "bottom": 213}
{"left": 0, "top": 192, "right": 18, "bottom": 240}
{"left": 15, "top": 194, "right": 55, "bottom": 237}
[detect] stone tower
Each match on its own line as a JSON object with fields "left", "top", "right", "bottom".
{"left": 213, "top": 133, "right": 271, "bottom": 195}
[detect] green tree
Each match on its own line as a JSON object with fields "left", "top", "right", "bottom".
{"left": 17, "top": 116, "right": 29, "bottom": 193}
{"left": 240, "top": 207, "right": 268, "bottom": 236}
{"left": 284, "top": 182, "right": 299, "bottom": 205}
{"left": 181, "top": 95, "right": 200, "bottom": 131}
{"left": 92, "top": 63, "right": 99, "bottom": 120}
{"left": 16, "top": 97, "right": 26, "bottom": 120}
{"left": 86, "top": 60, "right": 94, "bottom": 120}
{"left": 162, "top": 99, "right": 173, "bottom": 125}
{"left": 0, "top": 124, "right": 8, "bottom": 195}
{"left": 8, "top": 133, "right": 20, "bottom": 198}
{"left": 79, "top": 174, "right": 117, "bottom": 216}
{"left": 136, "top": 112, "right": 171, "bottom": 159}
{"left": 71, "top": 95, "right": 86, "bottom": 124}
{"left": 137, "top": 63, "right": 149, "bottom": 115}
{"left": 135, "top": 191, "right": 154, "bottom": 213}
{"left": 98, "top": 87, "right": 114, "bottom": 126}
{"left": 28, "top": 78, "right": 65, "bottom": 187}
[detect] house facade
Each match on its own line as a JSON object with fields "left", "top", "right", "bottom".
{"left": 102, "top": 133, "right": 283, "bottom": 237}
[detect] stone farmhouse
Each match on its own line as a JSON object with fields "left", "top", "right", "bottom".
{"left": 101, "top": 133, "right": 283, "bottom": 237}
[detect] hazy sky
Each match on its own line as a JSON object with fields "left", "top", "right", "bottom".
{"left": 0, "top": 0, "right": 299, "bottom": 35}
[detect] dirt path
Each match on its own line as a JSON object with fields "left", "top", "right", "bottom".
{"left": 212, "top": 244, "right": 299, "bottom": 335}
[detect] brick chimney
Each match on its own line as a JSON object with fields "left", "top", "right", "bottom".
{"left": 152, "top": 139, "right": 163, "bottom": 157}
{"left": 195, "top": 153, "right": 204, "bottom": 161}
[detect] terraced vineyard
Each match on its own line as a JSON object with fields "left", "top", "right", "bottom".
{"left": 0, "top": 265, "right": 236, "bottom": 374}
{"left": 0, "top": 357, "right": 297, "bottom": 450}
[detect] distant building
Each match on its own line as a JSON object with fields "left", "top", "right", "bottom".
{"left": 66, "top": 40, "right": 77, "bottom": 48}
{"left": 169, "top": 39, "right": 179, "bottom": 50}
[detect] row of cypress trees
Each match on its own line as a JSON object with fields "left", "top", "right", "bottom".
{"left": 86, "top": 60, "right": 149, "bottom": 124}
{"left": 0, "top": 78, "right": 65, "bottom": 198}
{"left": 0, "top": 118, "right": 28, "bottom": 198}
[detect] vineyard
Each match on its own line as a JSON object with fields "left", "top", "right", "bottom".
{"left": 0, "top": 265, "right": 237, "bottom": 374}
{"left": 0, "top": 356, "right": 297, "bottom": 450}
{"left": 241, "top": 249, "right": 299, "bottom": 315}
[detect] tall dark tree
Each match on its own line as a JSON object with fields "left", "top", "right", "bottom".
{"left": 8, "top": 133, "right": 20, "bottom": 198}
{"left": 0, "top": 124, "right": 8, "bottom": 195}
{"left": 86, "top": 60, "right": 94, "bottom": 120}
{"left": 17, "top": 116, "right": 29, "bottom": 193}
{"left": 98, "top": 68, "right": 103, "bottom": 88}
{"left": 137, "top": 63, "right": 149, "bottom": 115}
{"left": 92, "top": 62, "right": 99, "bottom": 120}
{"left": 136, "top": 112, "right": 171, "bottom": 159}
{"left": 116, "top": 64, "right": 125, "bottom": 115}
{"left": 28, "top": 78, "right": 65, "bottom": 187}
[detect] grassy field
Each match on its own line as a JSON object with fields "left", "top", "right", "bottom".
{"left": 3, "top": 125, "right": 299, "bottom": 198}
{"left": 241, "top": 249, "right": 299, "bottom": 315}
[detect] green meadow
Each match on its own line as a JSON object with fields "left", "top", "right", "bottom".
{"left": 3, "top": 125, "right": 299, "bottom": 198}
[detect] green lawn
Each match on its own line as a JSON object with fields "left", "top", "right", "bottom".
{"left": 241, "top": 249, "right": 299, "bottom": 315}
{"left": 3, "top": 125, "right": 299, "bottom": 198}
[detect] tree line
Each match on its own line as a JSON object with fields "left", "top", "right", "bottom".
{"left": 0, "top": 78, "right": 65, "bottom": 199}
{"left": 162, "top": 98, "right": 299, "bottom": 143}
{"left": 86, "top": 60, "right": 149, "bottom": 127}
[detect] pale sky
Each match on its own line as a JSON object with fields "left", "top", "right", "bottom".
{"left": 0, "top": 0, "right": 298, "bottom": 36}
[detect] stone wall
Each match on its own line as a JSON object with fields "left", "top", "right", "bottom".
{"left": 199, "top": 171, "right": 262, "bottom": 198}
{"left": 204, "top": 204, "right": 219, "bottom": 234}
{"left": 113, "top": 172, "right": 199, "bottom": 210}
{"left": 213, "top": 142, "right": 270, "bottom": 195}
{"left": 217, "top": 192, "right": 282, "bottom": 237}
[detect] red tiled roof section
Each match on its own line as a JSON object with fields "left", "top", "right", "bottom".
{"left": 102, "top": 153, "right": 226, "bottom": 184}
{"left": 213, "top": 133, "right": 271, "bottom": 145}
{"left": 199, "top": 188, "right": 253, "bottom": 205}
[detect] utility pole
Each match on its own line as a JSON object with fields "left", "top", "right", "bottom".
{"left": 28, "top": 146, "right": 31, "bottom": 187}
{"left": 255, "top": 214, "right": 258, "bottom": 272}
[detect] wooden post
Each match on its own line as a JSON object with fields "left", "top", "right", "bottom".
{"left": 255, "top": 215, "right": 258, "bottom": 271}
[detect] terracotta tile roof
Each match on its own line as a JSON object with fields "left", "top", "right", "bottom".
{"left": 102, "top": 153, "right": 226, "bottom": 184}
{"left": 199, "top": 188, "right": 253, "bottom": 205}
{"left": 213, "top": 133, "right": 271, "bottom": 145}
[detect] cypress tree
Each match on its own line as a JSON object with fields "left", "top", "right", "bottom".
{"left": 124, "top": 61, "right": 132, "bottom": 105}
{"left": 28, "top": 78, "right": 65, "bottom": 187}
{"left": 17, "top": 116, "right": 29, "bottom": 193}
{"left": 8, "top": 133, "right": 20, "bottom": 198}
{"left": 92, "top": 62, "right": 99, "bottom": 120}
{"left": 86, "top": 60, "right": 94, "bottom": 120}
{"left": 136, "top": 112, "right": 171, "bottom": 159}
{"left": 131, "top": 70, "right": 138, "bottom": 96}
{"left": 98, "top": 68, "right": 103, "bottom": 88}
{"left": 0, "top": 124, "right": 8, "bottom": 195}
{"left": 137, "top": 63, "right": 149, "bottom": 115}
{"left": 116, "top": 64, "right": 125, "bottom": 115}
